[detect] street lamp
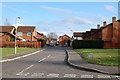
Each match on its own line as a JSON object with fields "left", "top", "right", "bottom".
{"left": 15, "top": 17, "right": 20, "bottom": 54}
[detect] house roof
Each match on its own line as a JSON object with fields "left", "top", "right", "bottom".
{"left": 73, "top": 32, "right": 84, "bottom": 37}
{"left": 0, "top": 26, "right": 14, "bottom": 32}
{"left": 17, "top": 26, "right": 36, "bottom": 32}
{"left": 0, "top": 32, "right": 21, "bottom": 40}
{"left": 37, "top": 32, "right": 44, "bottom": 36}
{"left": 59, "top": 34, "right": 71, "bottom": 39}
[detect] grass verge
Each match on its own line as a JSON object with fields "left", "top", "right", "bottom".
{"left": 74, "top": 49, "right": 120, "bottom": 66}
{"left": 1, "top": 48, "right": 37, "bottom": 57}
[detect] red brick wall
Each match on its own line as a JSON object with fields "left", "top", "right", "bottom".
{"left": 103, "top": 20, "right": 120, "bottom": 48}
{"left": 104, "top": 42, "right": 120, "bottom": 48}
{"left": 112, "top": 21, "right": 119, "bottom": 43}
{"left": 90, "top": 32, "right": 101, "bottom": 40}
{"left": 104, "top": 42, "right": 113, "bottom": 48}
{"left": 118, "top": 22, "right": 120, "bottom": 43}
{"left": 102, "top": 24, "right": 113, "bottom": 41}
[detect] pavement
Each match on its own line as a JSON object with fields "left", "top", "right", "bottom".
{"left": 65, "top": 48, "right": 119, "bottom": 75}
{"left": 1, "top": 46, "right": 119, "bottom": 79}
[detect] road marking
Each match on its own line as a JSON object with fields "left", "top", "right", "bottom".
{"left": 38, "top": 58, "right": 46, "bottom": 62}
{"left": 81, "top": 75, "right": 93, "bottom": 78}
{"left": 38, "top": 55, "right": 51, "bottom": 62}
{"left": 97, "top": 75, "right": 111, "bottom": 78}
{"left": 31, "top": 73, "right": 44, "bottom": 77}
{"left": 0, "top": 49, "right": 45, "bottom": 63}
{"left": 47, "top": 55, "right": 51, "bottom": 58}
{"left": 16, "top": 73, "right": 30, "bottom": 76}
{"left": 64, "top": 74, "right": 76, "bottom": 78}
{"left": 47, "top": 73, "right": 59, "bottom": 78}
{"left": 16, "top": 65, "right": 34, "bottom": 76}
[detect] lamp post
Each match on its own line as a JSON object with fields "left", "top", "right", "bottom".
{"left": 15, "top": 17, "right": 20, "bottom": 54}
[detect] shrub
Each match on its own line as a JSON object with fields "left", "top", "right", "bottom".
{"left": 2, "top": 41, "right": 41, "bottom": 48}
{"left": 4, "top": 43, "right": 9, "bottom": 48}
{"left": 72, "top": 39, "right": 104, "bottom": 49}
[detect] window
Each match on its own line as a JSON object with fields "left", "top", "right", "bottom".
{"left": 18, "top": 32, "right": 22, "bottom": 36}
{"left": 27, "top": 32, "right": 31, "bottom": 36}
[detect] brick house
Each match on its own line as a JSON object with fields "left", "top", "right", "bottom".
{"left": 0, "top": 26, "right": 21, "bottom": 41}
{"left": 73, "top": 32, "right": 84, "bottom": 40}
{"left": 0, "top": 26, "right": 46, "bottom": 42}
{"left": 73, "top": 17, "right": 120, "bottom": 48}
{"left": 17, "top": 26, "right": 37, "bottom": 41}
{"left": 59, "top": 34, "right": 71, "bottom": 46}
{"left": 102, "top": 17, "right": 120, "bottom": 48}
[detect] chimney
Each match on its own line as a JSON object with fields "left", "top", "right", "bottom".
{"left": 97, "top": 24, "right": 100, "bottom": 29}
{"left": 103, "top": 21, "right": 107, "bottom": 27}
{"left": 112, "top": 17, "right": 116, "bottom": 23}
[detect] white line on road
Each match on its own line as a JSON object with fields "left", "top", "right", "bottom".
{"left": 64, "top": 74, "right": 76, "bottom": 78}
{"left": 47, "top": 73, "right": 59, "bottom": 78}
{"left": 1, "top": 49, "right": 45, "bottom": 63}
{"left": 16, "top": 65, "right": 34, "bottom": 76}
{"left": 38, "top": 58, "right": 46, "bottom": 62}
{"left": 38, "top": 55, "right": 51, "bottom": 62}
{"left": 31, "top": 73, "right": 44, "bottom": 77}
{"left": 97, "top": 75, "right": 111, "bottom": 78}
{"left": 81, "top": 75, "right": 94, "bottom": 78}
{"left": 47, "top": 55, "right": 51, "bottom": 58}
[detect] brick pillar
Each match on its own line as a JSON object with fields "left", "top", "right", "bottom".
{"left": 112, "top": 17, "right": 118, "bottom": 43}
{"left": 97, "top": 24, "right": 100, "bottom": 29}
{"left": 103, "top": 21, "right": 107, "bottom": 27}
{"left": 112, "top": 17, "right": 120, "bottom": 48}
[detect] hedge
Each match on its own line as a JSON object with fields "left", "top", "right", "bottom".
{"left": 37, "top": 38, "right": 46, "bottom": 47}
{"left": 1, "top": 41, "right": 41, "bottom": 48}
{"left": 72, "top": 39, "right": 104, "bottom": 49}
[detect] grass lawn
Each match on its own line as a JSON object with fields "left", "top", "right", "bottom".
{"left": 74, "top": 49, "right": 120, "bottom": 66}
{"left": 1, "top": 48, "right": 37, "bottom": 57}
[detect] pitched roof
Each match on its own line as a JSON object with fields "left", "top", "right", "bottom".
{"left": 59, "top": 34, "right": 71, "bottom": 39}
{"left": 0, "top": 32, "right": 21, "bottom": 40}
{"left": 73, "top": 32, "right": 84, "bottom": 37}
{"left": 37, "top": 32, "right": 44, "bottom": 36}
{"left": 0, "top": 26, "right": 14, "bottom": 32}
{"left": 17, "top": 26, "right": 36, "bottom": 32}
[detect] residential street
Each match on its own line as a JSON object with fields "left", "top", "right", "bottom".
{"left": 2, "top": 47, "right": 117, "bottom": 79}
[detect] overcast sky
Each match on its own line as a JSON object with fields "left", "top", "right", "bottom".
{"left": 1, "top": 2, "right": 118, "bottom": 37}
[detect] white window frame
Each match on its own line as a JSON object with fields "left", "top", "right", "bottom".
{"left": 27, "top": 32, "right": 31, "bottom": 36}
{"left": 18, "top": 32, "right": 22, "bottom": 36}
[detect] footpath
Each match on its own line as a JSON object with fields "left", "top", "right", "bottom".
{"left": 65, "top": 48, "right": 119, "bottom": 75}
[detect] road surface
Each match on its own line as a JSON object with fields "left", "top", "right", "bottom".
{"left": 2, "top": 46, "right": 117, "bottom": 79}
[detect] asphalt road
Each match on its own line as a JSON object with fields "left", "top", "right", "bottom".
{"left": 2, "top": 46, "right": 117, "bottom": 79}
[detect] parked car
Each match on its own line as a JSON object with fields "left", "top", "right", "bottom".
{"left": 49, "top": 43, "right": 55, "bottom": 47}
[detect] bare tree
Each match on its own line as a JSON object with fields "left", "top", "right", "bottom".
{"left": 4, "top": 18, "right": 11, "bottom": 26}
{"left": 47, "top": 32, "right": 58, "bottom": 41}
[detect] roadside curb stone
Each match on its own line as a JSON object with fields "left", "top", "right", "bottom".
{"left": 65, "top": 49, "right": 119, "bottom": 75}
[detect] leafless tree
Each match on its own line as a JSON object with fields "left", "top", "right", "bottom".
{"left": 4, "top": 18, "right": 11, "bottom": 26}
{"left": 47, "top": 32, "right": 58, "bottom": 41}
